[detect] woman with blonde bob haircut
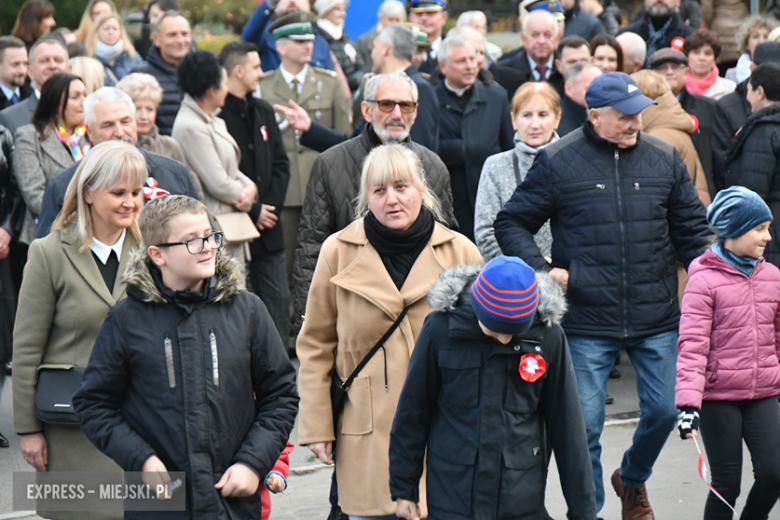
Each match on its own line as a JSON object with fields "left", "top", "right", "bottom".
{"left": 475, "top": 81, "right": 560, "bottom": 261}
{"left": 297, "top": 143, "right": 481, "bottom": 519}
{"left": 13, "top": 141, "right": 145, "bottom": 520}
{"left": 86, "top": 12, "right": 141, "bottom": 84}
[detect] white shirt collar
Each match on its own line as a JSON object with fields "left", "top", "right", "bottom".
{"left": 527, "top": 54, "right": 554, "bottom": 80}
{"left": 280, "top": 65, "right": 309, "bottom": 92}
{"left": 0, "top": 83, "right": 20, "bottom": 102}
{"left": 430, "top": 36, "right": 442, "bottom": 58}
{"left": 32, "top": 83, "right": 41, "bottom": 99}
{"left": 444, "top": 79, "right": 472, "bottom": 97}
{"left": 90, "top": 229, "right": 126, "bottom": 265}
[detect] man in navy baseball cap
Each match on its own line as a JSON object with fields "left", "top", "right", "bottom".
{"left": 494, "top": 59, "right": 710, "bottom": 520}
{"left": 585, "top": 71, "right": 657, "bottom": 148}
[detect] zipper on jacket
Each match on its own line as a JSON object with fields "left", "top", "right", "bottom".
{"left": 164, "top": 337, "right": 175, "bottom": 389}
{"left": 209, "top": 330, "right": 219, "bottom": 388}
{"left": 614, "top": 150, "right": 629, "bottom": 338}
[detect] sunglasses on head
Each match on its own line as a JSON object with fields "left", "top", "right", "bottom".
{"left": 366, "top": 99, "right": 418, "bottom": 114}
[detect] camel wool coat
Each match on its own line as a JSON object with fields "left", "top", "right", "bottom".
{"left": 297, "top": 218, "right": 481, "bottom": 517}
{"left": 13, "top": 225, "right": 138, "bottom": 520}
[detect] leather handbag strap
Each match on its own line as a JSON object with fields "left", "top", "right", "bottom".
{"left": 339, "top": 305, "right": 411, "bottom": 392}
{"left": 512, "top": 151, "right": 522, "bottom": 185}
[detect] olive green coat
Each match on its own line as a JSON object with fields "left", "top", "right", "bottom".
{"left": 13, "top": 225, "right": 139, "bottom": 520}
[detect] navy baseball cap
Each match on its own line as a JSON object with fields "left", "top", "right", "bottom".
{"left": 585, "top": 72, "right": 657, "bottom": 115}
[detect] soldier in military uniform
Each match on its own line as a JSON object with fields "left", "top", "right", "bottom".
{"left": 408, "top": 0, "right": 448, "bottom": 75}
{"left": 260, "top": 11, "right": 351, "bottom": 280}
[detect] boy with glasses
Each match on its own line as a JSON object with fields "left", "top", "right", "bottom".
{"left": 74, "top": 195, "right": 299, "bottom": 520}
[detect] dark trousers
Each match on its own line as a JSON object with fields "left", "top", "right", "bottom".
{"left": 700, "top": 397, "right": 780, "bottom": 520}
{"left": 248, "top": 249, "right": 290, "bottom": 349}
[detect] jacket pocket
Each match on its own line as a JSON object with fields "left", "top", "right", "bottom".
{"left": 209, "top": 330, "right": 219, "bottom": 388}
{"left": 438, "top": 350, "right": 481, "bottom": 409}
{"left": 427, "top": 436, "right": 477, "bottom": 515}
{"left": 164, "top": 337, "right": 175, "bottom": 389}
{"left": 497, "top": 447, "right": 544, "bottom": 518}
{"left": 341, "top": 375, "right": 373, "bottom": 435}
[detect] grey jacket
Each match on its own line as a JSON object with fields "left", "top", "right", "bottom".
{"left": 0, "top": 96, "right": 37, "bottom": 138}
{"left": 475, "top": 148, "right": 552, "bottom": 260}
{"left": 12, "top": 124, "right": 76, "bottom": 245}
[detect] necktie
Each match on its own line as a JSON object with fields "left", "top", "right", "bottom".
{"left": 536, "top": 65, "right": 548, "bottom": 82}
{"left": 10, "top": 93, "right": 18, "bottom": 104}
{"left": 290, "top": 79, "right": 300, "bottom": 102}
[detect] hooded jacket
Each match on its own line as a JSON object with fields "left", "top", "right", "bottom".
{"left": 676, "top": 249, "right": 780, "bottom": 409}
{"left": 725, "top": 103, "right": 780, "bottom": 267}
{"left": 494, "top": 123, "right": 711, "bottom": 339}
{"left": 640, "top": 91, "right": 711, "bottom": 206}
{"left": 389, "top": 266, "right": 596, "bottom": 520}
{"left": 74, "top": 249, "right": 299, "bottom": 520}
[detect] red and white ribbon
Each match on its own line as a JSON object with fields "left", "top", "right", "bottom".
{"left": 694, "top": 437, "right": 737, "bottom": 519}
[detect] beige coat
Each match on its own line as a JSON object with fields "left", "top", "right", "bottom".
{"left": 259, "top": 66, "right": 351, "bottom": 207}
{"left": 172, "top": 94, "right": 254, "bottom": 218}
{"left": 13, "top": 226, "right": 138, "bottom": 520}
{"left": 297, "top": 219, "right": 482, "bottom": 516}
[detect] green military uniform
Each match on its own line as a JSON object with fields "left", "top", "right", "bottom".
{"left": 260, "top": 12, "right": 352, "bottom": 279}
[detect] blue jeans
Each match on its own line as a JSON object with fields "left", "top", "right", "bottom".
{"left": 567, "top": 330, "right": 678, "bottom": 513}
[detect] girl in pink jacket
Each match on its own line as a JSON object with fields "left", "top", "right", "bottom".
{"left": 676, "top": 186, "right": 780, "bottom": 520}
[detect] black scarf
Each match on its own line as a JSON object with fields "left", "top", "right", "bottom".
{"left": 364, "top": 207, "right": 435, "bottom": 289}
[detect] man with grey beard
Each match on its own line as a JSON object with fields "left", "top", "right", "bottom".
{"left": 289, "top": 71, "right": 457, "bottom": 336}
{"left": 35, "top": 87, "right": 200, "bottom": 237}
{"left": 619, "top": 0, "right": 695, "bottom": 64}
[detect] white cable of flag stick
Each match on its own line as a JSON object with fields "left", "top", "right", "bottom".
{"left": 693, "top": 436, "right": 737, "bottom": 519}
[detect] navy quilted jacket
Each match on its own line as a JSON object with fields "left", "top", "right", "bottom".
{"left": 495, "top": 122, "right": 710, "bottom": 339}
{"left": 725, "top": 103, "right": 780, "bottom": 267}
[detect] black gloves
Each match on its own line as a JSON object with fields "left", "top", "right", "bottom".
{"left": 677, "top": 407, "right": 700, "bottom": 439}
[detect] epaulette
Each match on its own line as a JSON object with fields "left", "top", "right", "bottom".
{"left": 313, "top": 67, "right": 338, "bottom": 78}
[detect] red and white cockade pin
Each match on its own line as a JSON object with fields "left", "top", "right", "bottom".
{"left": 671, "top": 37, "right": 685, "bottom": 51}
{"left": 519, "top": 353, "right": 547, "bottom": 382}
{"left": 143, "top": 177, "right": 170, "bottom": 200}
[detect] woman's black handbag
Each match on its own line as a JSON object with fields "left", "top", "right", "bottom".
{"left": 330, "top": 305, "right": 411, "bottom": 430}
{"left": 35, "top": 367, "right": 85, "bottom": 424}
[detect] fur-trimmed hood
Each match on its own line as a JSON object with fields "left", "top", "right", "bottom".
{"left": 427, "top": 263, "right": 568, "bottom": 327}
{"left": 122, "top": 246, "right": 243, "bottom": 304}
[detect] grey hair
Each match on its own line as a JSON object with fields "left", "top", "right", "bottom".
{"left": 438, "top": 34, "right": 476, "bottom": 65}
{"left": 377, "top": 0, "right": 406, "bottom": 21}
{"left": 565, "top": 60, "right": 600, "bottom": 83}
{"left": 448, "top": 26, "right": 487, "bottom": 50}
{"left": 456, "top": 11, "right": 487, "bottom": 29}
{"left": 588, "top": 106, "right": 613, "bottom": 120}
{"left": 616, "top": 32, "right": 647, "bottom": 66}
{"left": 376, "top": 24, "right": 417, "bottom": 62}
{"left": 364, "top": 71, "right": 419, "bottom": 103}
{"left": 84, "top": 86, "right": 136, "bottom": 127}
{"left": 28, "top": 37, "right": 68, "bottom": 65}
{"left": 154, "top": 10, "right": 187, "bottom": 34}
{"left": 521, "top": 10, "right": 560, "bottom": 37}
{"left": 736, "top": 15, "right": 779, "bottom": 54}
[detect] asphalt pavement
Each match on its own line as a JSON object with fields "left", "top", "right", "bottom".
{"left": 2, "top": 359, "right": 780, "bottom": 519}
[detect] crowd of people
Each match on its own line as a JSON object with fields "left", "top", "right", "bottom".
{"left": 1, "top": 0, "right": 780, "bottom": 519}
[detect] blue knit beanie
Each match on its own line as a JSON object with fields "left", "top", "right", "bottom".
{"left": 707, "top": 186, "right": 773, "bottom": 239}
{"left": 470, "top": 257, "right": 539, "bottom": 335}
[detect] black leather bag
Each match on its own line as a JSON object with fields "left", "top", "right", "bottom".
{"left": 35, "top": 367, "right": 86, "bottom": 425}
{"left": 330, "top": 305, "right": 410, "bottom": 430}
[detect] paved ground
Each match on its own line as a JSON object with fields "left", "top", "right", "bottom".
{"left": 2, "top": 359, "right": 780, "bottom": 519}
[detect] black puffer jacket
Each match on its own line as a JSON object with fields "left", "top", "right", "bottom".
{"left": 714, "top": 79, "right": 752, "bottom": 187}
{"left": 389, "top": 265, "right": 596, "bottom": 520}
{"left": 725, "top": 104, "right": 780, "bottom": 267}
{"left": 494, "top": 123, "right": 711, "bottom": 339}
{"left": 0, "top": 125, "right": 24, "bottom": 238}
{"left": 74, "top": 249, "right": 299, "bottom": 520}
{"left": 319, "top": 27, "right": 367, "bottom": 92}
{"left": 291, "top": 125, "right": 458, "bottom": 335}
{"left": 131, "top": 46, "right": 182, "bottom": 136}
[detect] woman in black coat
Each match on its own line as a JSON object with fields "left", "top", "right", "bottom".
{"left": 314, "top": 0, "right": 367, "bottom": 92}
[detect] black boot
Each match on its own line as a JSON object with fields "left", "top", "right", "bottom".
{"left": 606, "top": 394, "right": 614, "bottom": 405}
{"left": 0, "top": 431, "right": 9, "bottom": 448}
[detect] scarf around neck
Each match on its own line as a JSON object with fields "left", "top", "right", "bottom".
{"left": 513, "top": 131, "right": 559, "bottom": 156}
{"left": 711, "top": 242, "right": 759, "bottom": 277}
{"left": 646, "top": 15, "right": 674, "bottom": 61}
{"left": 316, "top": 18, "right": 343, "bottom": 40}
{"left": 55, "top": 122, "right": 88, "bottom": 161}
{"left": 685, "top": 65, "right": 720, "bottom": 96}
{"left": 364, "top": 207, "right": 435, "bottom": 289}
{"left": 734, "top": 53, "right": 753, "bottom": 84}
{"left": 97, "top": 39, "right": 124, "bottom": 63}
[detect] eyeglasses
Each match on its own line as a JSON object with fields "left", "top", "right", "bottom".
{"left": 156, "top": 232, "right": 224, "bottom": 255}
{"left": 366, "top": 99, "right": 418, "bottom": 114}
{"left": 651, "top": 63, "right": 686, "bottom": 72}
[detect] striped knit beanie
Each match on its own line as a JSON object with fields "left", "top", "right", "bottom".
{"left": 470, "top": 257, "right": 539, "bottom": 335}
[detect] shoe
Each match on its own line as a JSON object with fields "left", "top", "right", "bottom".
{"left": 0, "top": 431, "right": 9, "bottom": 448}
{"left": 610, "top": 367, "right": 621, "bottom": 379}
{"left": 3, "top": 361, "right": 10, "bottom": 376}
{"left": 611, "top": 469, "right": 654, "bottom": 520}
{"left": 606, "top": 394, "right": 614, "bottom": 405}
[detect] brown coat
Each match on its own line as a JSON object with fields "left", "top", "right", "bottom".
{"left": 641, "top": 91, "right": 712, "bottom": 208}
{"left": 297, "top": 219, "right": 481, "bottom": 517}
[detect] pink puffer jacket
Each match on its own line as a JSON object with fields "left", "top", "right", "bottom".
{"left": 676, "top": 249, "right": 780, "bottom": 409}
